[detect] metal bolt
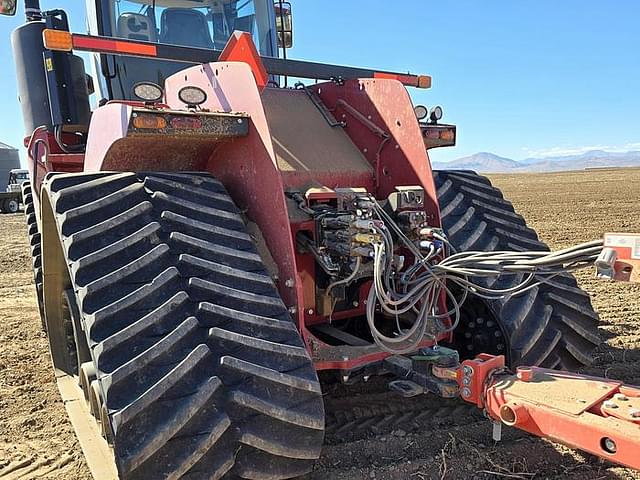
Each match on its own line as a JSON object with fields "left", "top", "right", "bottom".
{"left": 352, "top": 301, "right": 360, "bottom": 308}
{"left": 288, "top": 306, "right": 297, "bottom": 315}
{"left": 461, "top": 387, "right": 471, "bottom": 398}
{"left": 603, "top": 401, "right": 618, "bottom": 409}
{"left": 614, "top": 393, "right": 628, "bottom": 401}
{"left": 602, "top": 437, "right": 617, "bottom": 454}
{"left": 363, "top": 375, "right": 370, "bottom": 383}
{"left": 307, "top": 309, "right": 314, "bottom": 315}
{"left": 629, "top": 409, "right": 640, "bottom": 418}
{"left": 462, "top": 365, "right": 474, "bottom": 376}
{"left": 237, "top": 118, "right": 243, "bottom": 124}
{"left": 462, "top": 377, "right": 471, "bottom": 386}
{"left": 284, "top": 278, "right": 295, "bottom": 288}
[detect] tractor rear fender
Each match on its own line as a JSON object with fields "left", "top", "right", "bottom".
{"left": 169, "top": 61, "right": 303, "bottom": 327}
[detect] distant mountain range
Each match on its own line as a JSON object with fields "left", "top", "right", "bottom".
{"left": 431, "top": 150, "right": 640, "bottom": 173}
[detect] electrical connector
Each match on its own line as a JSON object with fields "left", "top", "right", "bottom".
{"left": 595, "top": 247, "right": 617, "bottom": 280}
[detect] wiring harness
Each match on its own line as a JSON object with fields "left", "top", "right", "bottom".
{"left": 363, "top": 200, "right": 604, "bottom": 354}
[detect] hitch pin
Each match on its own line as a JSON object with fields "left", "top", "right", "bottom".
{"left": 492, "top": 421, "right": 502, "bottom": 442}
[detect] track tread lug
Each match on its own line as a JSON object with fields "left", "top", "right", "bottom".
{"left": 434, "top": 170, "right": 600, "bottom": 370}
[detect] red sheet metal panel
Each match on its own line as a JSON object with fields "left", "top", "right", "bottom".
{"left": 314, "top": 78, "right": 442, "bottom": 227}
{"left": 164, "top": 62, "right": 303, "bottom": 326}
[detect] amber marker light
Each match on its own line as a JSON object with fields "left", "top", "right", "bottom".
{"left": 133, "top": 114, "right": 167, "bottom": 130}
{"left": 42, "top": 29, "right": 73, "bottom": 52}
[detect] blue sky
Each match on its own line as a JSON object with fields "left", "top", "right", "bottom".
{"left": 0, "top": 0, "right": 638, "bottom": 164}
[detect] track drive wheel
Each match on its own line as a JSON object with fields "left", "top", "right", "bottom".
{"left": 41, "top": 172, "right": 325, "bottom": 480}
{"left": 22, "top": 182, "right": 46, "bottom": 331}
{"left": 434, "top": 170, "right": 600, "bottom": 370}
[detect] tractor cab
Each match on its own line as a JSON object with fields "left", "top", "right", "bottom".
{"left": 85, "top": 0, "right": 282, "bottom": 100}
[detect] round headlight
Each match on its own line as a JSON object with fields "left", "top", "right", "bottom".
{"left": 178, "top": 86, "right": 208, "bottom": 107}
{"left": 414, "top": 105, "right": 429, "bottom": 121}
{"left": 430, "top": 106, "right": 443, "bottom": 123}
{"left": 133, "top": 82, "right": 164, "bottom": 102}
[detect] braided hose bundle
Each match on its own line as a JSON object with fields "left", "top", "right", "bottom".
{"left": 365, "top": 201, "right": 603, "bottom": 354}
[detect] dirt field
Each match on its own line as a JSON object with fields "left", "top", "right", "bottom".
{"left": 1, "top": 168, "right": 639, "bottom": 480}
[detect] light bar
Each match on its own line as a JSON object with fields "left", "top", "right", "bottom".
{"left": 44, "top": 32, "right": 431, "bottom": 89}
{"left": 374, "top": 72, "right": 432, "bottom": 89}
{"left": 73, "top": 35, "right": 157, "bottom": 57}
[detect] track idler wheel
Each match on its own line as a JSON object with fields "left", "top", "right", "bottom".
{"left": 79, "top": 362, "right": 97, "bottom": 401}
{"left": 89, "top": 380, "right": 103, "bottom": 421}
{"left": 101, "top": 405, "right": 114, "bottom": 445}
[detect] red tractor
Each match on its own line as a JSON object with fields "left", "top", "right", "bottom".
{"left": 3, "top": 1, "right": 638, "bottom": 479}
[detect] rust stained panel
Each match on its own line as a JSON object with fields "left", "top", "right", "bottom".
{"left": 99, "top": 137, "right": 214, "bottom": 172}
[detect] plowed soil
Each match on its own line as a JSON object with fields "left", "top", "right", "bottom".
{"left": 1, "top": 168, "right": 639, "bottom": 480}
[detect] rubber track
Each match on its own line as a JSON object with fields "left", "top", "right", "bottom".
{"left": 434, "top": 170, "right": 600, "bottom": 370}
{"left": 22, "top": 183, "right": 46, "bottom": 331}
{"left": 324, "top": 390, "right": 480, "bottom": 444}
{"left": 45, "top": 172, "right": 325, "bottom": 480}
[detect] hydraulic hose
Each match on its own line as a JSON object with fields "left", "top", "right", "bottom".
{"left": 363, "top": 210, "right": 604, "bottom": 355}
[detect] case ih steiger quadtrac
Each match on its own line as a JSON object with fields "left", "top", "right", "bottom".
{"left": 2, "top": 1, "right": 640, "bottom": 478}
